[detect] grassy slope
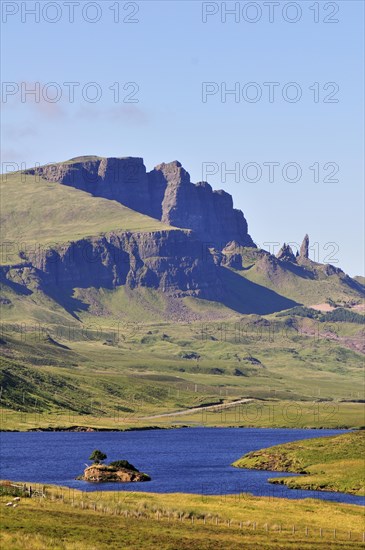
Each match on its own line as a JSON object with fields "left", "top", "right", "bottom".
{"left": 233, "top": 431, "right": 365, "bottom": 495}
{"left": 0, "top": 172, "right": 170, "bottom": 264}
{"left": 1, "top": 278, "right": 364, "bottom": 430}
{"left": 1, "top": 320, "right": 364, "bottom": 431}
{"left": 1, "top": 485, "right": 364, "bottom": 549}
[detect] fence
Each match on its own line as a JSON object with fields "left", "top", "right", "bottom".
{"left": 0, "top": 481, "right": 46, "bottom": 498}
{"left": 3, "top": 483, "right": 362, "bottom": 544}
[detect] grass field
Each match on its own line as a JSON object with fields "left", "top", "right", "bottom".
{"left": 1, "top": 483, "right": 364, "bottom": 549}
{"left": 1, "top": 400, "right": 364, "bottom": 432}
{"left": 233, "top": 431, "right": 365, "bottom": 495}
{"left": 1, "top": 304, "right": 364, "bottom": 431}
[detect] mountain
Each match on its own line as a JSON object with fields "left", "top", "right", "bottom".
{"left": 2, "top": 155, "right": 363, "bottom": 317}
{"left": 24, "top": 156, "right": 255, "bottom": 248}
{"left": 1, "top": 156, "right": 364, "bottom": 424}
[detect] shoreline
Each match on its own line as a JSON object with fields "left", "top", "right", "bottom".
{"left": 232, "top": 431, "right": 364, "bottom": 498}
{"left": 0, "top": 424, "right": 352, "bottom": 433}
{"left": 1, "top": 399, "right": 363, "bottom": 432}
{"left": 1, "top": 478, "right": 364, "bottom": 504}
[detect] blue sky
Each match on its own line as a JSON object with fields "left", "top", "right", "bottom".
{"left": 1, "top": 0, "right": 364, "bottom": 275}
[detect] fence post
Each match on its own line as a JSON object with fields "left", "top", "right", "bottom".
{"left": 292, "top": 525, "right": 295, "bottom": 535}
{"left": 320, "top": 528, "right": 322, "bottom": 538}
{"left": 305, "top": 526, "right": 308, "bottom": 537}
{"left": 348, "top": 531, "right": 351, "bottom": 540}
{"left": 333, "top": 529, "right": 336, "bottom": 540}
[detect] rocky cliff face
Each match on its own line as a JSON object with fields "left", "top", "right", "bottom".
{"left": 2, "top": 229, "right": 223, "bottom": 299}
{"left": 26, "top": 157, "right": 255, "bottom": 249}
{"left": 153, "top": 161, "right": 254, "bottom": 247}
{"left": 27, "top": 157, "right": 156, "bottom": 217}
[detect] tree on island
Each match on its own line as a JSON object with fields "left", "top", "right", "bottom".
{"left": 89, "top": 449, "right": 107, "bottom": 464}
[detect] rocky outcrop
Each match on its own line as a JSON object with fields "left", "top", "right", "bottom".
{"left": 25, "top": 157, "right": 255, "bottom": 249}
{"left": 300, "top": 234, "right": 309, "bottom": 259}
{"left": 276, "top": 243, "right": 296, "bottom": 263}
{"left": 152, "top": 161, "right": 254, "bottom": 248}
{"left": 220, "top": 241, "right": 247, "bottom": 269}
{"left": 222, "top": 253, "right": 243, "bottom": 270}
{"left": 77, "top": 463, "right": 150, "bottom": 483}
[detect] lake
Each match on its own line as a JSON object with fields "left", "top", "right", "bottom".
{"left": 0, "top": 427, "right": 363, "bottom": 505}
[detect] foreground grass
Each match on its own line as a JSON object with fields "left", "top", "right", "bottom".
{"left": 1, "top": 484, "right": 364, "bottom": 549}
{"left": 233, "top": 431, "right": 365, "bottom": 495}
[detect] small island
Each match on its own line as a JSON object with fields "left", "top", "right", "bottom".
{"left": 77, "top": 450, "right": 151, "bottom": 483}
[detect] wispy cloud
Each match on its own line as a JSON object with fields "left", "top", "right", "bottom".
{"left": 74, "top": 104, "right": 149, "bottom": 126}
{"left": 107, "top": 104, "right": 149, "bottom": 125}
{"left": 33, "top": 97, "right": 65, "bottom": 119}
{"left": 4, "top": 125, "right": 38, "bottom": 139}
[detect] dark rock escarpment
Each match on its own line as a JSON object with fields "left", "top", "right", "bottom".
{"left": 26, "top": 157, "right": 255, "bottom": 249}
{"left": 154, "top": 161, "right": 254, "bottom": 248}
{"left": 1, "top": 229, "right": 223, "bottom": 299}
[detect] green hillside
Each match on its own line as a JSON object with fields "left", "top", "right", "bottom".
{"left": 1, "top": 287, "right": 364, "bottom": 430}
{"left": 227, "top": 247, "right": 364, "bottom": 307}
{"left": 233, "top": 431, "right": 365, "bottom": 495}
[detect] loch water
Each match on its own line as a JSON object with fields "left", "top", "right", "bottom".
{"left": 1, "top": 427, "right": 363, "bottom": 505}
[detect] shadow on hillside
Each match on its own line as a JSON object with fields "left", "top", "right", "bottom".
{"left": 0, "top": 276, "right": 33, "bottom": 296}
{"left": 42, "top": 268, "right": 298, "bottom": 319}
{"left": 278, "top": 261, "right": 315, "bottom": 279}
{"left": 42, "top": 284, "right": 90, "bottom": 321}
{"left": 216, "top": 267, "right": 299, "bottom": 315}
